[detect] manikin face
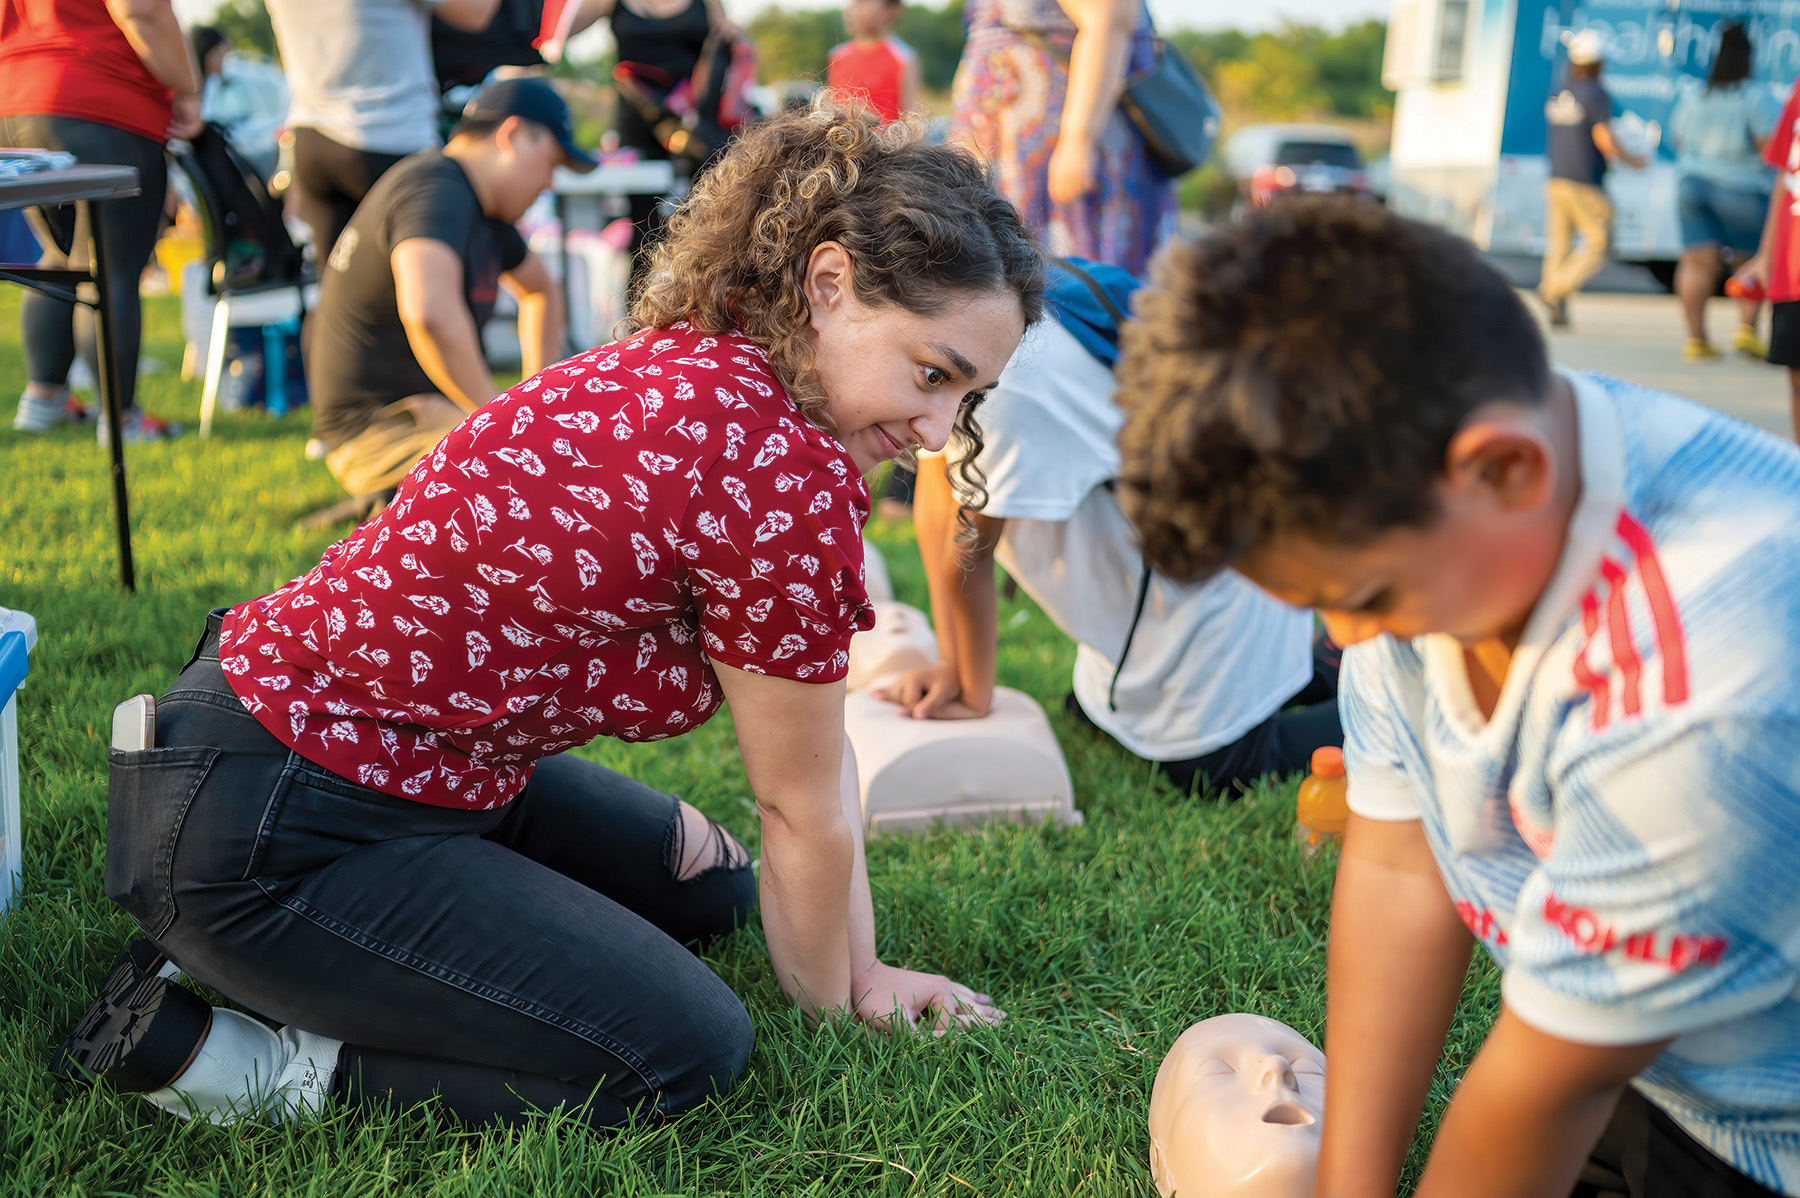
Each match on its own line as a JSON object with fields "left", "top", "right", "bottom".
{"left": 804, "top": 243, "right": 1025, "bottom": 476}
{"left": 1148, "top": 1014, "right": 1326, "bottom": 1198}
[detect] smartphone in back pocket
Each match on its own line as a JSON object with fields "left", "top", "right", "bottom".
{"left": 111, "top": 694, "right": 156, "bottom": 751}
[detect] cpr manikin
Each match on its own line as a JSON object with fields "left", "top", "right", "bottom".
{"left": 843, "top": 602, "right": 1081, "bottom": 832}
{"left": 1148, "top": 1014, "right": 1326, "bottom": 1198}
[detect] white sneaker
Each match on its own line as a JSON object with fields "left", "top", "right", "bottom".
{"left": 51, "top": 945, "right": 338, "bottom": 1126}
{"left": 12, "top": 390, "right": 91, "bottom": 432}
{"left": 144, "top": 1010, "right": 340, "bottom": 1124}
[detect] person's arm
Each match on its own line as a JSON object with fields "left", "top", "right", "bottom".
{"left": 500, "top": 251, "right": 565, "bottom": 378}
{"left": 1412, "top": 1013, "right": 1669, "bottom": 1197}
{"left": 872, "top": 453, "right": 1004, "bottom": 719}
{"left": 1593, "top": 122, "right": 1649, "bottom": 169}
{"left": 104, "top": 0, "right": 203, "bottom": 138}
{"left": 714, "top": 662, "right": 1003, "bottom": 1028}
{"left": 699, "top": 0, "right": 741, "bottom": 40}
{"left": 556, "top": 0, "right": 615, "bottom": 41}
{"left": 431, "top": 0, "right": 506, "bottom": 34}
{"left": 1047, "top": 0, "right": 1137, "bottom": 206}
{"left": 899, "top": 47, "right": 922, "bottom": 117}
{"left": 1735, "top": 174, "right": 1787, "bottom": 287}
{"left": 391, "top": 238, "right": 500, "bottom": 413}
{"left": 1314, "top": 814, "right": 1475, "bottom": 1198}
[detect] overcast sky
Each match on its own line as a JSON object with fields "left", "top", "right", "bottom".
{"left": 176, "top": 0, "right": 1389, "bottom": 34}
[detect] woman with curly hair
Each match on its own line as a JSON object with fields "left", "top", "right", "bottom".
{"left": 55, "top": 101, "right": 1043, "bottom": 1130}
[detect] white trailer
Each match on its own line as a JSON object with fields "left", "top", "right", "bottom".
{"left": 1381, "top": 0, "right": 1798, "bottom": 279}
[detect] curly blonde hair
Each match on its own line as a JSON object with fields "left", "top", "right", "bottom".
{"left": 629, "top": 98, "right": 1044, "bottom": 508}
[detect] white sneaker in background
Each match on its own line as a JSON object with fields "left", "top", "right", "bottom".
{"left": 12, "top": 390, "right": 91, "bottom": 433}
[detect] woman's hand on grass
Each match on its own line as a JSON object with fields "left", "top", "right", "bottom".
{"left": 873, "top": 663, "right": 987, "bottom": 720}
{"left": 851, "top": 961, "right": 1005, "bottom": 1034}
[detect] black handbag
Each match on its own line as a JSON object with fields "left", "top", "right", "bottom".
{"left": 1119, "top": 39, "right": 1222, "bottom": 178}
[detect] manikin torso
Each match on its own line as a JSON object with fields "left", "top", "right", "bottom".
{"left": 842, "top": 601, "right": 1081, "bottom": 831}
{"left": 1148, "top": 1014, "right": 1326, "bottom": 1198}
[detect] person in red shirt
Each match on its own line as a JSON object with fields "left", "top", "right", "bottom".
{"left": 55, "top": 101, "right": 1044, "bottom": 1131}
{"left": 1742, "top": 74, "right": 1800, "bottom": 438}
{"left": 1, "top": 0, "right": 202, "bottom": 439}
{"left": 827, "top": 0, "right": 920, "bottom": 125}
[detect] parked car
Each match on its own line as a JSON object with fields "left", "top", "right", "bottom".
{"left": 1220, "top": 123, "right": 1374, "bottom": 208}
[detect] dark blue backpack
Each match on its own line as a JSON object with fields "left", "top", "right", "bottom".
{"left": 1046, "top": 256, "right": 1142, "bottom": 368}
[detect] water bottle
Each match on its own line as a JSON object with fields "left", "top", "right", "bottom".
{"left": 1295, "top": 747, "right": 1348, "bottom": 856}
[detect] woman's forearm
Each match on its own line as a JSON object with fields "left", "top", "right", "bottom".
{"left": 758, "top": 796, "right": 855, "bottom": 1019}
{"left": 1058, "top": 0, "right": 1136, "bottom": 150}
{"left": 839, "top": 737, "right": 879, "bottom": 978}
{"left": 105, "top": 0, "right": 200, "bottom": 98}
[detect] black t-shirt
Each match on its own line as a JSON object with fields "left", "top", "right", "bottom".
{"left": 1546, "top": 75, "right": 1611, "bottom": 186}
{"left": 310, "top": 150, "right": 529, "bottom": 449}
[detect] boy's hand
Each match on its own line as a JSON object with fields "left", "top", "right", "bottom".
{"left": 1413, "top": 1009, "right": 1669, "bottom": 1197}
{"left": 873, "top": 663, "right": 989, "bottom": 720}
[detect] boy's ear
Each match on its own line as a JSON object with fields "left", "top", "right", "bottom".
{"left": 1442, "top": 418, "right": 1557, "bottom": 512}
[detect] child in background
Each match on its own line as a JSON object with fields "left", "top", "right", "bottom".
{"left": 1117, "top": 198, "right": 1800, "bottom": 1198}
{"left": 1743, "top": 72, "right": 1800, "bottom": 438}
{"left": 828, "top": 0, "right": 919, "bottom": 125}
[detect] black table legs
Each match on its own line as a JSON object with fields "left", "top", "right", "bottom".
{"left": 85, "top": 198, "right": 135, "bottom": 592}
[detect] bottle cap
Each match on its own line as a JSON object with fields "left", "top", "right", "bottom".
{"left": 1310, "top": 747, "right": 1344, "bottom": 778}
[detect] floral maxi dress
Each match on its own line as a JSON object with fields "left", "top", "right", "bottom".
{"left": 951, "top": 0, "right": 1178, "bottom": 277}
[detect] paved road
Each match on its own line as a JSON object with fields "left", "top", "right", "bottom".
{"left": 1530, "top": 289, "right": 1793, "bottom": 439}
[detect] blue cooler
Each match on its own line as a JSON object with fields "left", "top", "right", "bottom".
{"left": 0, "top": 607, "right": 38, "bottom": 916}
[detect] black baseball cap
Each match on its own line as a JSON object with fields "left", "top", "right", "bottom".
{"left": 461, "top": 77, "right": 598, "bottom": 172}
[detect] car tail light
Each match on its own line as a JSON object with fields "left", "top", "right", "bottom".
{"left": 1252, "top": 165, "right": 1297, "bottom": 192}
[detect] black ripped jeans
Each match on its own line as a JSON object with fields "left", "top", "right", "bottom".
{"left": 105, "top": 611, "right": 757, "bottom": 1128}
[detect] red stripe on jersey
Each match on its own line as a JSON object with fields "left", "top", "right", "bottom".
{"left": 1615, "top": 511, "right": 1690, "bottom": 706}
{"left": 1600, "top": 555, "right": 1644, "bottom": 717}
{"left": 1573, "top": 588, "right": 1611, "bottom": 729}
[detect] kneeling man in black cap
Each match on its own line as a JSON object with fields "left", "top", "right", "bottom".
{"left": 308, "top": 77, "right": 594, "bottom": 507}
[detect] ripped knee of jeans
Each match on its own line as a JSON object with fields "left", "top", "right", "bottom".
{"left": 664, "top": 801, "right": 751, "bottom": 882}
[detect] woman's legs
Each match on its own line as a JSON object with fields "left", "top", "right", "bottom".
{"left": 1, "top": 115, "right": 167, "bottom": 423}
{"left": 94, "top": 618, "right": 755, "bottom": 1129}
{"left": 1676, "top": 242, "right": 1722, "bottom": 345}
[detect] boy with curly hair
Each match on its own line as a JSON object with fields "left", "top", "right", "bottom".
{"left": 1115, "top": 198, "right": 1800, "bottom": 1197}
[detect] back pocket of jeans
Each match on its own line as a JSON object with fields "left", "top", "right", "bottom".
{"left": 104, "top": 746, "right": 219, "bottom": 937}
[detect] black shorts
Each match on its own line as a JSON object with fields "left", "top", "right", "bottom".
{"left": 1572, "top": 1086, "right": 1784, "bottom": 1197}
{"left": 1768, "top": 300, "right": 1800, "bottom": 368}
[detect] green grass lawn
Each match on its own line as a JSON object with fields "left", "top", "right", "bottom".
{"left": 0, "top": 289, "right": 1500, "bottom": 1196}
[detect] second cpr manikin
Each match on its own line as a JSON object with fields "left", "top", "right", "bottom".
{"left": 1148, "top": 1014, "right": 1326, "bottom": 1198}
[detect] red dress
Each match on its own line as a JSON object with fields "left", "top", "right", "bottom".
{"left": 0, "top": 0, "right": 172, "bottom": 142}
{"left": 221, "top": 322, "right": 875, "bottom": 810}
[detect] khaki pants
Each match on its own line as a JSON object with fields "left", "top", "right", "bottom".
{"left": 324, "top": 394, "right": 467, "bottom": 498}
{"left": 1541, "top": 178, "right": 1614, "bottom": 304}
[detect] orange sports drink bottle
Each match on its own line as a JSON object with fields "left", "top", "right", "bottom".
{"left": 1295, "top": 747, "right": 1348, "bottom": 855}
{"left": 1726, "top": 273, "right": 1766, "bottom": 302}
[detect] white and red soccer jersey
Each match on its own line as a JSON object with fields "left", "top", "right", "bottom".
{"left": 1342, "top": 370, "right": 1800, "bottom": 1193}
{"left": 220, "top": 322, "right": 874, "bottom": 811}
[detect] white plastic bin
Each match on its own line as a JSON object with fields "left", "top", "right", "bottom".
{"left": 0, "top": 606, "right": 38, "bottom": 916}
